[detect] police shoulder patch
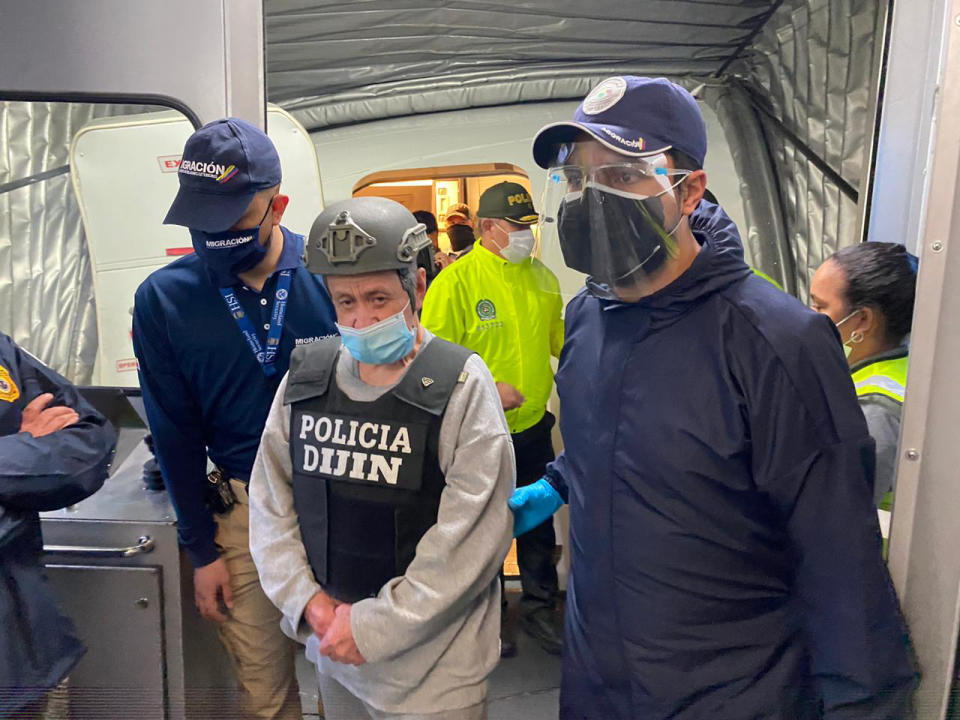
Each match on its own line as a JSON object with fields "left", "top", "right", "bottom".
{"left": 0, "top": 365, "right": 20, "bottom": 403}
{"left": 476, "top": 299, "right": 497, "bottom": 321}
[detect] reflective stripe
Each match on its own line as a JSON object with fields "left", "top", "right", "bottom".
{"left": 854, "top": 375, "right": 905, "bottom": 402}
{"left": 878, "top": 508, "right": 892, "bottom": 540}
{"left": 851, "top": 355, "right": 908, "bottom": 404}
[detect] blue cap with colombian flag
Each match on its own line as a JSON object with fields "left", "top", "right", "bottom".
{"left": 531, "top": 76, "right": 707, "bottom": 169}
{"left": 164, "top": 117, "right": 282, "bottom": 232}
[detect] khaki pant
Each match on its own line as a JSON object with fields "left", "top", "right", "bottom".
{"left": 214, "top": 479, "right": 302, "bottom": 720}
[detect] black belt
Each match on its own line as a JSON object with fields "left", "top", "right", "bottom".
{"left": 511, "top": 411, "right": 555, "bottom": 448}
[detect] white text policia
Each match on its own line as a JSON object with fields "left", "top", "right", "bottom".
{"left": 298, "top": 415, "right": 413, "bottom": 486}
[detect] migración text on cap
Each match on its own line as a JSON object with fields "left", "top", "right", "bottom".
{"left": 582, "top": 77, "right": 628, "bottom": 115}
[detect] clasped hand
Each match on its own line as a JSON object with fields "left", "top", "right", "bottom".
{"left": 305, "top": 590, "right": 366, "bottom": 666}
{"left": 20, "top": 393, "right": 79, "bottom": 438}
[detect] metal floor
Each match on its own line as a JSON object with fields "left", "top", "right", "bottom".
{"left": 297, "top": 588, "right": 562, "bottom": 719}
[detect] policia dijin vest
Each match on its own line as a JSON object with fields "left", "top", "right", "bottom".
{"left": 284, "top": 335, "right": 472, "bottom": 603}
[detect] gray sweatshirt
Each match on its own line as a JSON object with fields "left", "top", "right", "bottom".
{"left": 249, "top": 331, "right": 515, "bottom": 714}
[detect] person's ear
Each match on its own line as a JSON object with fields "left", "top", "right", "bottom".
{"left": 857, "top": 306, "right": 878, "bottom": 338}
{"left": 414, "top": 267, "right": 428, "bottom": 311}
{"left": 270, "top": 194, "right": 289, "bottom": 227}
{"left": 679, "top": 170, "right": 707, "bottom": 216}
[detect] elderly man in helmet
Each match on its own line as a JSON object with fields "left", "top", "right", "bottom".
{"left": 249, "top": 197, "right": 514, "bottom": 720}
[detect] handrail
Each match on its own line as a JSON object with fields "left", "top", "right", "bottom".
{"left": 43, "top": 535, "right": 155, "bottom": 558}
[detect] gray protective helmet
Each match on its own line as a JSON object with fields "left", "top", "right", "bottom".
{"left": 306, "top": 197, "right": 431, "bottom": 277}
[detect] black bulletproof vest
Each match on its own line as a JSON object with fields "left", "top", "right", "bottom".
{"left": 284, "top": 336, "right": 472, "bottom": 603}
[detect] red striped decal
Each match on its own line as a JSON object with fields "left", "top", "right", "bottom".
{"left": 166, "top": 247, "right": 194, "bottom": 256}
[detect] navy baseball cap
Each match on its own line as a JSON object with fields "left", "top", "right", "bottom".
{"left": 164, "top": 117, "right": 282, "bottom": 232}
{"left": 532, "top": 76, "right": 707, "bottom": 169}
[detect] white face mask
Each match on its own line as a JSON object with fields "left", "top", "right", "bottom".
{"left": 492, "top": 225, "right": 535, "bottom": 263}
{"left": 835, "top": 309, "right": 862, "bottom": 359}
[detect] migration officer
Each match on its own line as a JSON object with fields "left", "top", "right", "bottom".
{"left": 421, "top": 181, "right": 564, "bottom": 656}
{"left": 249, "top": 196, "right": 514, "bottom": 720}
{"left": 510, "top": 76, "right": 918, "bottom": 719}
{"left": 133, "top": 117, "right": 337, "bottom": 719}
{"left": 0, "top": 333, "right": 116, "bottom": 717}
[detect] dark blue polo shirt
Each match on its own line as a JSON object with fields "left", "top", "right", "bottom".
{"left": 132, "top": 227, "right": 337, "bottom": 567}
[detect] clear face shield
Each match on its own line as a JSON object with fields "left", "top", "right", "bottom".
{"left": 538, "top": 150, "right": 690, "bottom": 300}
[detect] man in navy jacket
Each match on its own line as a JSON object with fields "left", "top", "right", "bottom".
{"left": 0, "top": 333, "right": 115, "bottom": 716}
{"left": 511, "top": 76, "right": 918, "bottom": 719}
{"left": 133, "top": 118, "right": 337, "bottom": 719}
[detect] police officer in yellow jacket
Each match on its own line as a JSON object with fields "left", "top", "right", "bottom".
{"left": 421, "top": 181, "right": 564, "bottom": 655}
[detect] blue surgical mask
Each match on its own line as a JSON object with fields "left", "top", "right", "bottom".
{"left": 337, "top": 303, "right": 416, "bottom": 365}
{"left": 190, "top": 202, "right": 272, "bottom": 282}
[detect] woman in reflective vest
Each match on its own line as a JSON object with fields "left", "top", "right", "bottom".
{"left": 810, "top": 242, "right": 918, "bottom": 538}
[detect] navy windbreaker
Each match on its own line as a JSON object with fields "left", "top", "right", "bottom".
{"left": 0, "top": 333, "right": 116, "bottom": 714}
{"left": 132, "top": 228, "right": 337, "bottom": 568}
{"left": 546, "top": 203, "right": 918, "bottom": 719}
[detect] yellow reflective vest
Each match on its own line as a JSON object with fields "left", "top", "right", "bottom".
{"left": 852, "top": 355, "right": 908, "bottom": 408}
{"left": 421, "top": 241, "right": 564, "bottom": 434}
{"left": 852, "top": 353, "right": 908, "bottom": 547}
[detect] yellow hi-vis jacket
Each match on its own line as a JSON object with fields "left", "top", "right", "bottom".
{"left": 852, "top": 355, "right": 908, "bottom": 408}
{"left": 421, "top": 241, "right": 564, "bottom": 434}
{"left": 852, "top": 353, "right": 908, "bottom": 546}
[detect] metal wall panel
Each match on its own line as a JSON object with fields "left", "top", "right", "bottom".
{"left": 0, "top": 101, "right": 149, "bottom": 382}
{"left": 722, "top": 0, "right": 883, "bottom": 298}
{"left": 0, "top": 0, "right": 265, "bottom": 380}
{"left": 882, "top": 0, "right": 960, "bottom": 716}
{"left": 0, "top": 0, "right": 264, "bottom": 129}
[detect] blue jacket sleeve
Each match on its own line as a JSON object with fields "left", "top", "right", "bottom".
{"left": 750, "top": 313, "right": 918, "bottom": 718}
{"left": 132, "top": 283, "right": 219, "bottom": 568}
{"left": 544, "top": 451, "right": 570, "bottom": 503}
{"left": 0, "top": 341, "right": 116, "bottom": 511}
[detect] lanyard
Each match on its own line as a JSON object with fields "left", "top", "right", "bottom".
{"left": 219, "top": 270, "right": 293, "bottom": 377}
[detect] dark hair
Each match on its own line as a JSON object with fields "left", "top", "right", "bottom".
{"left": 668, "top": 149, "right": 701, "bottom": 172}
{"left": 830, "top": 242, "right": 918, "bottom": 345}
{"left": 413, "top": 210, "right": 438, "bottom": 235}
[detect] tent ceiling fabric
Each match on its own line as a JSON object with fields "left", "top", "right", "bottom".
{"left": 265, "top": 0, "right": 781, "bottom": 129}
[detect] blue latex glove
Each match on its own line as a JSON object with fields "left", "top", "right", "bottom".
{"left": 508, "top": 478, "right": 565, "bottom": 537}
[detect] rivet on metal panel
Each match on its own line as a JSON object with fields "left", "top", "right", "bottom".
{"left": 135, "top": 597, "right": 149, "bottom": 608}
{"left": 906, "top": 449, "right": 920, "bottom": 461}
{"left": 931, "top": 240, "right": 944, "bottom": 252}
